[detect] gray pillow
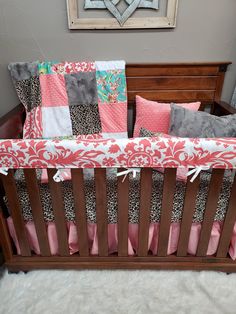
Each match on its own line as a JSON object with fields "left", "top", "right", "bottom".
{"left": 169, "top": 104, "right": 236, "bottom": 138}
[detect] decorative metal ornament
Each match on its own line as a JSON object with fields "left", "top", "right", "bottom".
{"left": 84, "top": 0, "right": 159, "bottom": 10}
{"left": 84, "top": 0, "right": 120, "bottom": 8}
{"left": 84, "top": 0, "right": 159, "bottom": 25}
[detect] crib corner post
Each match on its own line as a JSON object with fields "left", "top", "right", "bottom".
{"left": 0, "top": 208, "right": 13, "bottom": 264}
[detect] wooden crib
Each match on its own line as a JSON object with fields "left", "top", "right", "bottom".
{"left": 1, "top": 62, "right": 236, "bottom": 273}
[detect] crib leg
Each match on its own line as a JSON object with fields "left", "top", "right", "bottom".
{"left": 0, "top": 211, "right": 13, "bottom": 263}
{"left": 8, "top": 270, "right": 28, "bottom": 275}
{"left": 8, "top": 271, "right": 18, "bottom": 274}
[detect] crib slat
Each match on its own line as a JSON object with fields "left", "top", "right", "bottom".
{"left": 0, "top": 209, "right": 13, "bottom": 262}
{"left": 117, "top": 168, "right": 129, "bottom": 257}
{"left": 217, "top": 175, "right": 236, "bottom": 258}
{"left": 158, "top": 168, "right": 177, "bottom": 257}
{"left": 95, "top": 169, "right": 108, "bottom": 257}
{"left": 47, "top": 169, "right": 70, "bottom": 256}
{"left": 197, "top": 169, "right": 225, "bottom": 257}
{"left": 71, "top": 169, "right": 89, "bottom": 257}
{"left": 177, "top": 175, "right": 200, "bottom": 257}
{"left": 1, "top": 171, "right": 31, "bottom": 256}
{"left": 24, "top": 169, "right": 51, "bottom": 256}
{"left": 138, "top": 168, "right": 153, "bottom": 257}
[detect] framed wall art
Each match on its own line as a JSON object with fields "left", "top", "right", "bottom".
{"left": 66, "top": 0, "right": 179, "bottom": 30}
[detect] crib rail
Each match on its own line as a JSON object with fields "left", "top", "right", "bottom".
{"left": 177, "top": 175, "right": 201, "bottom": 256}
{"left": 71, "top": 169, "right": 89, "bottom": 257}
{"left": 117, "top": 168, "right": 129, "bottom": 257}
{"left": 1, "top": 167, "right": 236, "bottom": 272}
{"left": 24, "top": 169, "right": 51, "bottom": 256}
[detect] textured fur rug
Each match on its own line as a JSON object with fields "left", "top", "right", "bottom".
{"left": 0, "top": 268, "right": 235, "bottom": 314}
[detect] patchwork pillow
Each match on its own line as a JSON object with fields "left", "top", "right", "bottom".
{"left": 133, "top": 96, "right": 201, "bottom": 137}
{"left": 8, "top": 61, "right": 128, "bottom": 139}
{"left": 169, "top": 104, "right": 236, "bottom": 138}
{"left": 139, "top": 127, "right": 188, "bottom": 182}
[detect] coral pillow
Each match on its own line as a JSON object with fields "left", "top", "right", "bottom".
{"left": 133, "top": 96, "right": 201, "bottom": 137}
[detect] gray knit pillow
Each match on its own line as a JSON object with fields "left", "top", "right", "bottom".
{"left": 169, "top": 104, "right": 236, "bottom": 138}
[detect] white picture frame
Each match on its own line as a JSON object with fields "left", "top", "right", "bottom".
{"left": 66, "top": 0, "right": 178, "bottom": 30}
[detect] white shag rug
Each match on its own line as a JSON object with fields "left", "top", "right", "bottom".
{"left": 0, "top": 268, "right": 236, "bottom": 314}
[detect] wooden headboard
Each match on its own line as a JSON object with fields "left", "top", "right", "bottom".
{"left": 0, "top": 62, "right": 232, "bottom": 139}
{"left": 126, "top": 62, "right": 231, "bottom": 135}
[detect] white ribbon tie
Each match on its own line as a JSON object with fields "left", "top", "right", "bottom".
{"left": 186, "top": 166, "right": 210, "bottom": 183}
{"left": 0, "top": 168, "right": 9, "bottom": 176}
{"left": 117, "top": 168, "right": 141, "bottom": 182}
{"left": 53, "top": 169, "right": 70, "bottom": 183}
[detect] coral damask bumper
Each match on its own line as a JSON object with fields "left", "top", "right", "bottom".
{"left": 0, "top": 136, "right": 236, "bottom": 169}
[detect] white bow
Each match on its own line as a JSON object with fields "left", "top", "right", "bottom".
{"left": 117, "top": 168, "right": 141, "bottom": 182}
{"left": 0, "top": 167, "right": 9, "bottom": 176}
{"left": 53, "top": 169, "right": 70, "bottom": 183}
{"left": 186, "top": 166, "right": 210, "bottom": 183}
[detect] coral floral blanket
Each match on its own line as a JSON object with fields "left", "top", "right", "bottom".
{"left": 0, "top": 136, "right": 236, "bottom": 169}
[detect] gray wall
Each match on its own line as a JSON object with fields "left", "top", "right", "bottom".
{"left": 0, "top": 0, "right": 236, "bottom": 117}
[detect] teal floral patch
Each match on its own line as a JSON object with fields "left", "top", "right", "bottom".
{"left": 96, "top": 69, "right": 127, "bottom": 103}
{"left": 38, "top": 61, "right": 58, "bottom": 75}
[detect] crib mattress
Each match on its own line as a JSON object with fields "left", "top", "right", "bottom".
{"left": 7, "top": 168, "right": 235, "bottom": 224}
